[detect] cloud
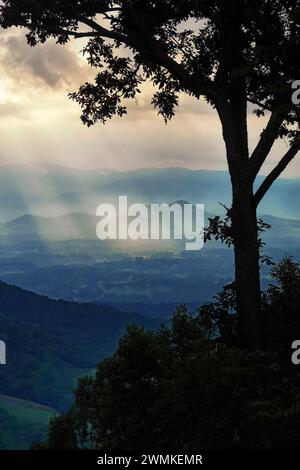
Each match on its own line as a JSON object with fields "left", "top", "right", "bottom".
{"left": 0, "top": 31, "right": 299, "bottom": 178}
{"left": 0, "top": 100, "right": 28, "bottom": 118}
{"left": 0, "top": 33, "right": 89, "bottom": 89}
{"left": 0, "top": 29, "right": 215, "bottom": 120}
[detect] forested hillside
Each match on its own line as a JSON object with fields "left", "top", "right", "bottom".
{"left": 0, "top": 281, "right": 158, "bottom": 410}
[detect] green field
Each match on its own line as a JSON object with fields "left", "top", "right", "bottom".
{"left": 0, "top": 395, "right": 57, "bottom": 449}
{"left": 0, "top": 394, "right": 56, "bottom": 425}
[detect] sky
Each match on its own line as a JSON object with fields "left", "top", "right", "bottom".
{"left": 0, "top": 26, "right": 299, "bottom": 178}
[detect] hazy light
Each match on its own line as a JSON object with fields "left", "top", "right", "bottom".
{"left": 0, "top": 79, "right": 7, "bottom": 104}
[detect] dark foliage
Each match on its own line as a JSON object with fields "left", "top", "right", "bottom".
{"left": 0, "top": 408, "right": 46, "bottom": 450}
{"left": 43, "top": 258, "right": 300, "bottom": 450}
{"left": 1, "top": 0, "right": 299, "bottom": 134}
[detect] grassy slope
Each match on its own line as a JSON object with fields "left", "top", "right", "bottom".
{"left": 0, "top": 394, "right": 56, "bottom": 425}
{"left": 0, "top": 395, "right": 55, "bottom": 450}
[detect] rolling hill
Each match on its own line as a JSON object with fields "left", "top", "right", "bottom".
{"left": 0, "top": 281, "right": 159, "bottom": 410}
{"left": 0, "top": 393, "right": 56, "bottom": 449}
{"left": 1, "top": 163, "right": 300, "bottom": 221}
{"left": 1, "top": 209, "right": 300, "bottom": 249}
{"left": 0, "top": 281, "right": 160, "bottom": 448}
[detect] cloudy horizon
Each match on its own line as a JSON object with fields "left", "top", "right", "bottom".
{"left": 0, "top": 26, "right": 299, "bottom": 178}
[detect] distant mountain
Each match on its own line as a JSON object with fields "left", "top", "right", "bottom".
{"left": 260, "top": 215, "right": 300, "bottom": 248}
{"left": 1, "top": 209, "right": 299, "bottom": 249}
{"left": 74, "top": 167, "right": 300, "bottom": 220}
{"left": 0, "top": 213, "right": 98, "bottom": 240}
{"left": 0, "top": 281, "right": 158, "bottom": 411}
{"left": 0, "top": 163, "right": 300, "bottom": 221}
{"left": 0, "top": 163, "right": 119, "bottom": 222}
{"left": 0, "top": 212, "right": 188, "bottom": 256}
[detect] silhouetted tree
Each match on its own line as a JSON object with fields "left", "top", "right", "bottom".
{"left": 39, "top": 258, "right": 300, "bottom": 450}
{"left": 1, "top": 1, "right": 300, "bottom": 348}
{"left": 47, "top": 413, "right": 78, "bottom": 449}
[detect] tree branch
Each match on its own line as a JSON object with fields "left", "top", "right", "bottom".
{"left": 248, "top": 97, "right": 272, "bottom": 112}
{"left": 3, "top": 19, "right": 99, "bottom": 38}
{"left": 3, "top": 8, "right": 127, "bottom": 42}
{"left": 4, "top": 5, "right": 218, "bottom": 101}
{"left": 248, "top": 105, "right": 288, "bottom": 180}
{"left": 121, "top": 5, "right": 218, "bottom": 100}
{"left": 67, "top": 9, "right": 126, "bottom": 41}
{"left": 254, "top": 140, "right": 300, "bottom": 207}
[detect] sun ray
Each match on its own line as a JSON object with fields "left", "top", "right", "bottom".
{"left": 0, "top": 79, "right": 7, "bottom": 104}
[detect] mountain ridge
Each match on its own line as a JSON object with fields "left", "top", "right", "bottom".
{"left": 1, "top": 164, "right": 300, "bottom": 222}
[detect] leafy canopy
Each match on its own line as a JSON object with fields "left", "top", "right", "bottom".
{"left": 1, "top": 0, "right": 299, "bottom": 136}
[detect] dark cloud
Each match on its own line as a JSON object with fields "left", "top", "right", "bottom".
{"left": 0, "top": 34, "right": 89, "bottom": 89}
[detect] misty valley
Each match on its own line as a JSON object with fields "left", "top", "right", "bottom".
{"left": 0, "top": 164, "right": 300, "bottom": 449}
{"left": 0, "top": 165, "right": 299, "bottom": 313}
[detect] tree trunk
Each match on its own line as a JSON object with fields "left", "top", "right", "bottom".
{"left": 231, "top": 181, "right": 262, "bottom": 350}
{"left": 216, "top": 88, "right": 262, "bottom": 350}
